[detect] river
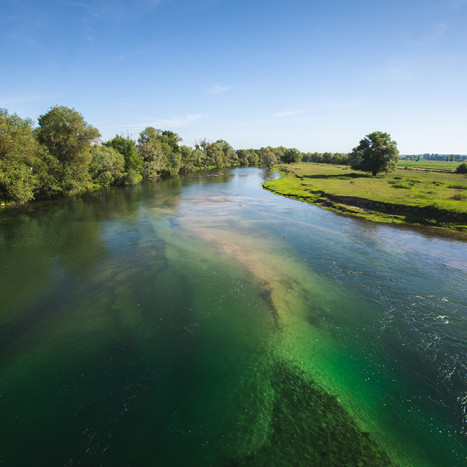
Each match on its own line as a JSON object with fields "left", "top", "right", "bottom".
{"left": 0, "top": 168, "right": 466, "bottom": 466}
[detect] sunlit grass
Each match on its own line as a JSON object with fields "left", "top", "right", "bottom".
{"left": 264, "top": 163, "right": 467, "bottom": 231}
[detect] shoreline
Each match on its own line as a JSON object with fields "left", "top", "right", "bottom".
{"left": 263, "top": 168, "right": 467, "bottom": 238}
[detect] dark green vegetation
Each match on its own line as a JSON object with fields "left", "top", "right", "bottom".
{"left": 401, "top": 153, "right": 467, "bottom": 162}
{"left": 349, "top": 131, "right": 399, "bottom": 176}
{"left": 231, "top": 362, "right": 392, "bottom": 466}
{"left": 1, "top": 104, "right": 355, "bottom": 206}
{"left": 0, "top": 106, "right": 245, "bottom": 206}
{"left": 264, "top": 163, "right": 467, "bottom": 232}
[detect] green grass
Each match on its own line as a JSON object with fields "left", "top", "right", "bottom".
{"left": 264, "top": 163, "right": 467, "bottom": 232}
{"left": 396, "top": 160, "right": 461, "bottom": 173}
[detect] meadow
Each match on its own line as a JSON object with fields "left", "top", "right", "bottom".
{"left": 264, "top": 163, "right": 467, "bottom": 231}
{"left": 396, "top": 160, "right": 461, "bottom": 172}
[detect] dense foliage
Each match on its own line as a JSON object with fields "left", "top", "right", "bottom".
{"left": 349, "top": 131, "right": 399, "bottom": 176}
{"left": 401, "top": 153, "right": 467, "bottom": 162}
{"left": 1, "top": 105, "right": 408, "bottom": 206}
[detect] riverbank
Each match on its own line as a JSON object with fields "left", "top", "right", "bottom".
{"left": 263, "top": 163, "right": 467, "bottom": 234}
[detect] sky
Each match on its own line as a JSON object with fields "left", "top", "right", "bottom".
{"left": 1, "top": 0, "right": 466, "bottom": 154}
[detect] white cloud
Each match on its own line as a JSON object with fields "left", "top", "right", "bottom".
{"left": 208, "top": 85, "right": 231, "bottom": 95}
{"left": 0, "top": 95, "right": 61, "bottom": 106}
{"left": 410, "top": 22, "right": 449, "bottom": 47}
{"left": 98, "top": 114, "right": 207, "bottom": 132}
{"left": 155, "top": 114, "right": 206, "bottom": 127}
{"left": 268, "top": 109, "right": 304, "bottom": 118}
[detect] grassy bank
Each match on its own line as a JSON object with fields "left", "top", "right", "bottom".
{"left": 263, "top": 163, "right": 467, "bottom": 232}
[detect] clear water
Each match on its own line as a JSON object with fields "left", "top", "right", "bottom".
{"left": 0, "top": 168, "right": 466, "bottom": 466}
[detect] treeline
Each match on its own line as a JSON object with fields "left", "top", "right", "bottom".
{"left": 1, "top": 105, "right": 356, "bottom": 205}
{"left": 401, "top": 154, "right": 467, "bottom": 162}
{"left": 236, "top": 147, "right": 348, "bottom": 165}
{"left": 0, "top": 106, "right": 245, "bottom": 205}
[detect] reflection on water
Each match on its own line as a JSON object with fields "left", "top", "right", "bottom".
{"left": 0, "top": 168, "right": 466, "bottom": 466}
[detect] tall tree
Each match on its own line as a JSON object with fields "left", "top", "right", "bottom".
{"left": 90, "top": 145, "right": 125, "bottom": 185}
{"left": 262, "top": 151, "right": 278, "bottom": 167}
{"left": 0, "top": 109, "right": 39, "bottom": 203}
{"left": 281, "top": 148, "right": 302, "bottom": 164}
{"left": 36, "top": 106, "right": 100, "bottom": 193}
{"left": 349, "top": 131, "right": 399, "bottom": 176}
{"left": 137, "top": 127, "right": 181, "bottom": 177}
{"left": 104, "top": 135, "right": 142, "bottom": 181}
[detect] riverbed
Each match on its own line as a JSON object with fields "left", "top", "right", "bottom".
{"left": 0, "top": 168, "right": 465, "bottom": 465}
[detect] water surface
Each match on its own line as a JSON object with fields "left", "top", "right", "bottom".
{"left": 0, "top": 168, "right": 466, "bottom": 465}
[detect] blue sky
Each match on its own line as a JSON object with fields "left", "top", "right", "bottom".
{"left": 1, "top": 0, "right": 466, "bottom": 154}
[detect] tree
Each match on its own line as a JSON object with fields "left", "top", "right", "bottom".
{"left": 281, "top": 147, "right": 302, "bottom": 164}
{"left": 90, "top": 145, "right": 125, "bottom": 185}
{"left": 236, "top": 149, "right": 251, "bottom": 166}
{"left": 137, "top": 127, "right": 181, "bottom": 177}
{"left": 455, "top": 163, "right": 467, "bottom": 174}
{"left": 0, "top": 109, "right": 39, "bottom": 203}
{"left": 349, "top": 131, "right": 399, "bottom": 176}
{"left": 262, "top": 151, "right": 278, "bottom": 167}
{"left": 36, "top": 106, "right": 100, "bottom": 193}
{"left": 105, "top": 135, "right": 142, "bottom": 180}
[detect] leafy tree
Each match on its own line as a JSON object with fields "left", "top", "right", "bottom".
{"left": 137, "top": 127, "right": 181, "bottom": 177}
{"left": 216, "top": 139, "right": 238, "bottom": 166}
{"left": 281, "top": 147, "right": 302, "bottom": 164}
{"left": 105, "top": 135, "right": 142, "bottom": 180}
{"left": 349, "top": 131, "right": 399, "bottom": 176}
{"left": 179, "top": 145, "right": 195, "bottom": 171}
{"left": 0, "top": 109, "right": 60, "bottom": 203}
{"left": 262, "top": 150, "right": 278, "bottom": 167}
{"left": 455, "top": 163, "right": 467, "bottom": 174}
{"left": 90, "top": 145, "right": 125, "bottom": 185}
{"left": 236, "top": 149, "right": 251, "bottom": 166}
{"left": 36, "top": 106, "right": 100, "bottom": 193}
{"left": 0, "top": 109, "right": 39, "bottom": 203}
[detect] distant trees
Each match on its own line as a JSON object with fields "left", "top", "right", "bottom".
{"left": 262, "top": 151, "right": 278, "bottom": 167}
{"left": 281, "top": 148, "right": 302, "bottom": 164}
{"left": 349, "top": 131, "right": 399, "bottom": 176}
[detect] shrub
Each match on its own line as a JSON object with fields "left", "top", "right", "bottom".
{"left": 455, "top": 163, "right": 467, "bottom": 174}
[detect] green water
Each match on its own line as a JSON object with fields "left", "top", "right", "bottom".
{"left": 0, "top": 168, "right": 466, "bottom": 466}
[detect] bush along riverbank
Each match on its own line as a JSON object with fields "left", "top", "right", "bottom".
{"left": 264, "top": 164, "right": 467, "bottom": 233}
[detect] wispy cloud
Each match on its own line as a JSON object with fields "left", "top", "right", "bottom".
{"left": 117, "top": 102, "right": 139, "bottom": 108}
{"left": 410, "top": 22, "right": 449, "bottom": 47}
{"left": 268, "top": 109, "right": 304, "bottom": 118}
{"left": 56, "top": 0, "right": 169, "bottom": 21}
{"left": 208, "top": 85, "right": 231, "bottom": 95}
{"left": 450, "top": 0, "right": 467, "bottom": 10}
{"left": 0, "top": 95, "right": 61, "bottom": 106}
{"left": 7, "top": 33, "right": 43, "bottom": 49}
{"left": 388, "top": 66, "right": 414, "bottom": 81}
{"left": 154, "top": 114, "right": 206, "bottom": 127}
{"left": 99, "top": 114, "right": 207, "bottom": 131}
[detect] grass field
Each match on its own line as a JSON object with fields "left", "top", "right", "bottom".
{"left": 396, "top": 160, "right": 462, "bottom": 173}
{"left": 264, "top": 163, "right": 467, "bottom": 231}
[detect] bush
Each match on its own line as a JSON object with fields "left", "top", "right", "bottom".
{"left": 455, "top": 163, "right": 467, "bottom": 174}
